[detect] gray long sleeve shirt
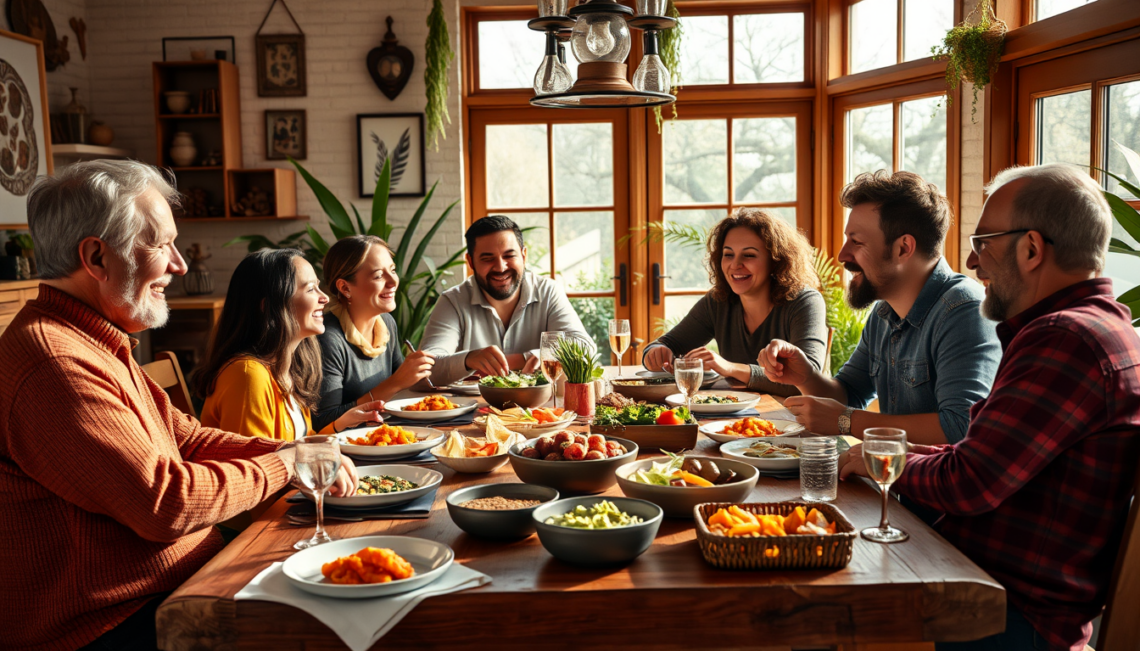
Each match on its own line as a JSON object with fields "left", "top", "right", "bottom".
{"left": 419, "top": 272, "right": 591, "bottom": 386}
{"left": 313, "top": 313, "right": 404, "bottom": 432}
{"left": 643, "top": 288, "right": 828, "bottom": 397}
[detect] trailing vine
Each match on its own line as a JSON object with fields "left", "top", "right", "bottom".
{"left": 931, "top": 0, "right": 1006, "bottom": 122}
{"left": 652, "top": 0, "right": 683, "bottom": 133}
{"left": 425, "top": 0, "right": 454, "bottom": 150}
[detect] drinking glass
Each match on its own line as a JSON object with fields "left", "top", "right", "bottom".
{"left": 674, "top": 357, "right": 703, "bottom": 415}
{"left": 540, "top": 330, "right": 565, "bottom": 409}
{"left": 860, "top": 428, "right": 909, "bottom": 544}
{"left": 293, "top": 435, "right": 342, "bottom": 550}
{"left": 608, "top": 319, "right": 631, "bottom": 376}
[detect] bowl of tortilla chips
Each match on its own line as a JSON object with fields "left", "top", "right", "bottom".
{"left": 430, "top": 415, "right": 526, "bottom": 474}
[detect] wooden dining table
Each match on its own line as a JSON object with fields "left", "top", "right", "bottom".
{"left": 156, "top": 377, "right": 1006, "bottom": 651}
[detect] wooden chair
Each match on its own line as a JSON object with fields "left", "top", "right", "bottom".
{"left": 1095, "top": 459, "right": 1140, "bottom": 650}
{"left": 141, "top": 350, "right": 197, "bottom": 419}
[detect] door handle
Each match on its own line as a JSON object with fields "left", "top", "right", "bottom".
{"left": 611, "top": 263, "right": 628, "bottom": 307}
{"left": 652, "top": 263, "right": 670, "bottom": 306}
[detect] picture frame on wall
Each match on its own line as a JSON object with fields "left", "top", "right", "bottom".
{"left": 256, "top": 33, "right": 306, "bottom": 97}
{"left": 161, "top": 36, "right": 236, "bottom": 63}
{"left": 265, "top": 109, "right": 306, "bottom": 160}
{"left": 0, "top": 29, "right": 52, "bottom": 228}
{"left": 356, "top": 113, "right": 425, "bottom": 198}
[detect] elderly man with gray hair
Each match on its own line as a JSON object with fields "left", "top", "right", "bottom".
{"left": 840, "top": 163, "right": 1140, "bottom": 651}
{"left": 0, "top": 160, "right": 356, "bottom": 651}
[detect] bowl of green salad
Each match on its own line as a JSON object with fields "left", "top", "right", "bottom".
{"left": 478, "top": 372, "right": 553, "bottom": 410}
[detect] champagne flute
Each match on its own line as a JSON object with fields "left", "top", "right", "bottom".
{"left": 608, "top": 319, "right": 630, "bottom": 376}
{"left": 293, "top": 435, "right": 342, "bottom": 550}
{"left": 860, "top": 428, "right": 910, "bottom": 544}
{"left": 540, "top": 331, "right": 565, "bottom": 409}
{"left": 674, "top": 357, "right": 703, "bottom": 417}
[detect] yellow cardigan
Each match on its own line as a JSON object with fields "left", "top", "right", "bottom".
{"left": 201, "top": 357, "right": 334, "bottom": 440}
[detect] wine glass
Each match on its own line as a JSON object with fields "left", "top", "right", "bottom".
{"left": 540, "top": 331, "right": 565, "bottom": 409}
{"left": 673, "top": 357, "right": 703, "bottom": 416}
{"left": 293, "top": 435, "right": 342, "bottom": 550}
{"left": 608, "top": 319, "right": 630, "bottom": 377}
{"left": 860, "top": 428, "right": 910, "bottom": 544}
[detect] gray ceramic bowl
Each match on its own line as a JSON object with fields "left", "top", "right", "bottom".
{"left": 531, "top": 496, "right": 663, "bottom": 566}
{"left": 508, "top": 436, "right": 638, "bottom": 495}
{"left": 478, "top": 383, "right": 553, "bottom": 410}
{"left": 614, "top": 456, "right": 759, "bottom": 518}
{"left": 446, "top": 483, "right": 560, "bottom": 540}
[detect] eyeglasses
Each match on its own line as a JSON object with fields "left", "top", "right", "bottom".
{"left": 969, "top": 229, "right": 1055, "bottom": 256}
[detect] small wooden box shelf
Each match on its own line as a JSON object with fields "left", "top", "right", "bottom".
{"left": 226, "top": 169, "right": 300, "bottom": 220}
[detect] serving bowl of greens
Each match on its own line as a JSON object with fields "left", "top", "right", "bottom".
{"left": 615, "top": 454, "right": 758, "bottom": 518}
{"left": 477, "top": 372, "right": 553, "bottom": 409}
{"left": 589, "top": 403, "right": 698, "bottom": 452}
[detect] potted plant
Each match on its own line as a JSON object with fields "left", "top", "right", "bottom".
{"left": 553, "top": 336, "right": 604, "bottom": 417}
{"left": 931, "top": 0, "right": 1006, "bottom": 122}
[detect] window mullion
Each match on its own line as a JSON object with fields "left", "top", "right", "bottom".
{"left": 547, "top": 123, "right": 556, "bottom": 279}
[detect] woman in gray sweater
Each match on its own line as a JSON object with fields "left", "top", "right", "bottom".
{"left": 643, "top": 208, "right": 827, "bottom": 397}
{"left": 314, "top": 235, "right": 436, "bottom": 431}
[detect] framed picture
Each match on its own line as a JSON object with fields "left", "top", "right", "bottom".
{"left": 0, "top": 29, "right": 52, "bottom": 228}
{"left": 256, "top": 34, "right": 306, "bottom": 97}
{"left": 356, "top": 113, "right": 425, "bottom": 198}
{"left": 265, "top": 109, "right": 306, "bottom": 160}
{"left": 161, "top": 36, "right": 236, "bottom": 63}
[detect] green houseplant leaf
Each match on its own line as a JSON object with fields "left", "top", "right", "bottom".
{"left": 370, "top": 157, "right": 392, "bottom": 239}
{"left": 288, "top": 156, "right": 355, "bottom": 237}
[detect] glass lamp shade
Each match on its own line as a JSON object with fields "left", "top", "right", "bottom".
{"left": 632, "top": 54, "right": 670, "bottom": 93}
{"left": 570, "top": 13, "right": 631, "bottom": 63}
{"left": 534, "top": 55, "right": 574, "bottom": 95}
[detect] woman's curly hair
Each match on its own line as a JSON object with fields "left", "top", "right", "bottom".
{"left": 706, "top": 208, "right": 819, "bottom": 305}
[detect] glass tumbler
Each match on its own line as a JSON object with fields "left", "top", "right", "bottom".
{"left": 800, "top": 437, "right": 838, "bottom": 502}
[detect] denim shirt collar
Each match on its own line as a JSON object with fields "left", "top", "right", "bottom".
{"left": 876, "top": 257, "right": 953, "bottom": 329}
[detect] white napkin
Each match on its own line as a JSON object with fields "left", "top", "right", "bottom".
{"left": 756, "top": 406, "right": 798, "bottom": 422}
{"left": 235, "top": 562, "right": 491, "bottom": 651}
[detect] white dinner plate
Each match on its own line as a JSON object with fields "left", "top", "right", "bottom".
{"left": 473, "top": 412, "right": 577, "bottom": 438}
{"left": 282, "top": 535, "right": 454, "bottom": 599}
{"left": 720, "top": 436, "right": 851, "bottom": 471}
{"left": 637, "top": 369, "right": 721, "bottom": 384}
{"left": 336, "top": 426, "right": 445, "bottom": 459}
{"left": 699, "top": 418, "right": 805, "bottom": 444}
{"left": 384, "top": 396, "right": 479, "bottom": 422}
{"left": 664, "top": 390, "right": 761, "bottom": 415}
{"left": 316, "top": 464, "right": 442, "bottom": 509}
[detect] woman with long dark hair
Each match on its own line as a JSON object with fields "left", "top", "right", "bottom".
{"left": 642, "top": 208, "right": 827, "bottom": 397}
{"left": 194, "top": 249, "right": 383, "bottom": 440}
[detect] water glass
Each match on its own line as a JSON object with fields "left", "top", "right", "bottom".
{"left": 799, "top": 437, "right": 838, "bottom": 502}
{"left": 861, "top": 428, "right": 910, "bottom": 544}
{"left": 293, "top": 435, "right": 342, "bottom": 550}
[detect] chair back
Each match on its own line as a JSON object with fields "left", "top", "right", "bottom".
{"left": 141, "top": 350, "right": 197, "bottom": 419}
{"left": 822, "top": 326, "right": 836, "bottom": 375}
{"left": 1098, "top": 460, "right": 1140, "bottom": 649}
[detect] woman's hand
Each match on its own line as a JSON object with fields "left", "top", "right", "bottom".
{"left": 683, "top": 347, "right": 738, "bottom": 378}
{"left": 328, "top": 455, "right": 359, "bottom": 497}
{"left": 390, "top": 350, "right": 435, "bottom": 390}
{"left": 643, "top": 346, "right": 675, "bottom": 373}
{"left": 334, "top": 400, "right": 385, "bottom": 432}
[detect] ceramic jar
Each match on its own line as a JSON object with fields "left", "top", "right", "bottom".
{"left": 169, "top": 132, "right": 197, "bottom": 167}
{"left": 87, "top": 121, "right": 114, "bottom": 146}
{"left": 563, "top": 382, "right": 596, "bottom": 417}
{"left": 164, "top": 90, "right": 192, "bottom": 114}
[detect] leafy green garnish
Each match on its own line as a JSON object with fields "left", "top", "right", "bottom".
{"left": 593, "top": 404, "right": 692, "bottom": 426}
{"left": 478, "top": 372, "right": 549, "bottom": 388}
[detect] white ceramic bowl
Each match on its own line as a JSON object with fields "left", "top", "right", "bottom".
{"left": 315, "top": 464, "right": 442, "bottom": 509}
{"left": 282, "top": 535, "right": 454, "bottom": 599}
{"left": 699, "top": 418, "right": 805, "bottom": 444}
{"left": 384, "top": 396, "right": 479, "bottom": 422}
{"left": 430, "top": 446, "right": 511, "bottom": 474}
{"left": 664, "top": 390, "right": 761, "bottom": 415}
{"left": 336, "top": 426, "right": 445, "bottom": 459}
{"left": 719, "top": 437, "right": 804, "bottom": 471}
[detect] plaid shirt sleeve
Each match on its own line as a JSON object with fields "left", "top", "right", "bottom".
{"left": 893, "top": 325, "right": 1106, "bottom": 515}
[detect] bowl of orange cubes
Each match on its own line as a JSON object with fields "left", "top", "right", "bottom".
{"left": 694, "top": 502, "right": 856, "bottom": 570}
{"left": 336, "top": 423, "right": 446, "bottom": 460}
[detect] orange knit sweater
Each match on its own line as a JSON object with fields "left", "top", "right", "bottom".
{"left": 0, "top": 285, "right": 292, "bottom": 651}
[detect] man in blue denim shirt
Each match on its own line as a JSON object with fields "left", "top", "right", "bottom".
{"left": 760, "top": 171, "right": 1001, "bottom": 444}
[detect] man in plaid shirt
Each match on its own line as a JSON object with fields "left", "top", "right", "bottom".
{"left": 841, "top": 164, "right": 1140, "bottom": 651}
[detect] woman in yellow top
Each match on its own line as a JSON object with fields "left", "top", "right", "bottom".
{"left": 194, "top": 249, "right": 384, "bottom": 440}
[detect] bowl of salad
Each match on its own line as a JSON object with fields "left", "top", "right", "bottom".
{"left": 477, "top": 372, "right": 553, "bottom": 410}
{"left": 615, "top": 453, "right": 758, "bottom": 518}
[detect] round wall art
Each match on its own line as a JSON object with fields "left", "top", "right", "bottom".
{"left": 0, "top": 58, "right": 38, "bottom": 196}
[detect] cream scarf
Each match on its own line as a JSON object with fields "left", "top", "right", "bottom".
{"left": 328, "top": 302, "right": 390, "bottom": 359}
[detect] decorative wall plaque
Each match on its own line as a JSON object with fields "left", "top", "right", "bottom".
{"left": 366, "top": 17, "right": 414, "bottom": 101}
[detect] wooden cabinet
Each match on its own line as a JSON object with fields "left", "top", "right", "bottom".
{"left": 0, "top": 280, "right": 39, "bottom": 337}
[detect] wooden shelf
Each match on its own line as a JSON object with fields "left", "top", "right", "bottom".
{"left": 171, "top": 166, "right": 223, "bottom": 172}
{"left": 52, "top": 143, "right": 134, "bottom": 158}
{"left": 176, "top": 215, "right": 309, "bottom": 223}
{"left": 158, "top": 113, "right": 220, "bottom": 120}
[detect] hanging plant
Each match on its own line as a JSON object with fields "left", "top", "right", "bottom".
{"left": 425, "top": 0, "right": 454, "bottom": 150}
{"left": 931, "top": 0, "right": 1006, "bottom": 122}
{"left": 652, "top": 0, "right": 683, "bottom": 134}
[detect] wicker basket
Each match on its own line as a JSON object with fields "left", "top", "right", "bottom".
{"left": 694, "top": 501, "right": 856, "bottom": 570}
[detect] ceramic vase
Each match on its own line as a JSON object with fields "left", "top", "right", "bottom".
{"left": 164, "top": 91, "right": 192, "bottom": 114}
{"left": 169, "top": 132, "right": 197, "bottom": 167}
{"left": 63, "top": 87, "right": 87, "bottom": 144}
{"left": 182, "top": 243, "right": 213, "bottom": 296}
{"left": 563, "top": 382, "right": 596, "bottom": 417}
{"left": 87, "top": 121, "right": 114, "bottom": 146}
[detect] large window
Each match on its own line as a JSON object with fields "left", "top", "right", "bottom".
{"left": 1034, "top": 0, "right": 1098, "bottom": 22}
{"left": 848, "top": 0, "right": 955, "bottom": 74}
{"left": 678, "top": 6, "right": 809, "bottom": 86}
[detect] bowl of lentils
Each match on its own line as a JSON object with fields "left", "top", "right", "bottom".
{"left": 446, "top": 483, "right": 560, "bottom": 540}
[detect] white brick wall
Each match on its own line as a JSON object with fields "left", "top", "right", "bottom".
{"left": 957, "top": 0, "right": 986, "bottom": 278}
{"left": 41, "top": 0, "right": 468, "bottom": 295}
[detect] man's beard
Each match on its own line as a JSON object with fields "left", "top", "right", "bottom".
{"left": 475, "top": 267, "right": 522, "bottom": 301}
{"left": 980, "top": 248, "right": 1020, "bottom": 322}
{"left": 114, "top": 262, "right": 172, "bottom": 331}
{"left": 845, "top": 262, "right": 894, "bottom": 310}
